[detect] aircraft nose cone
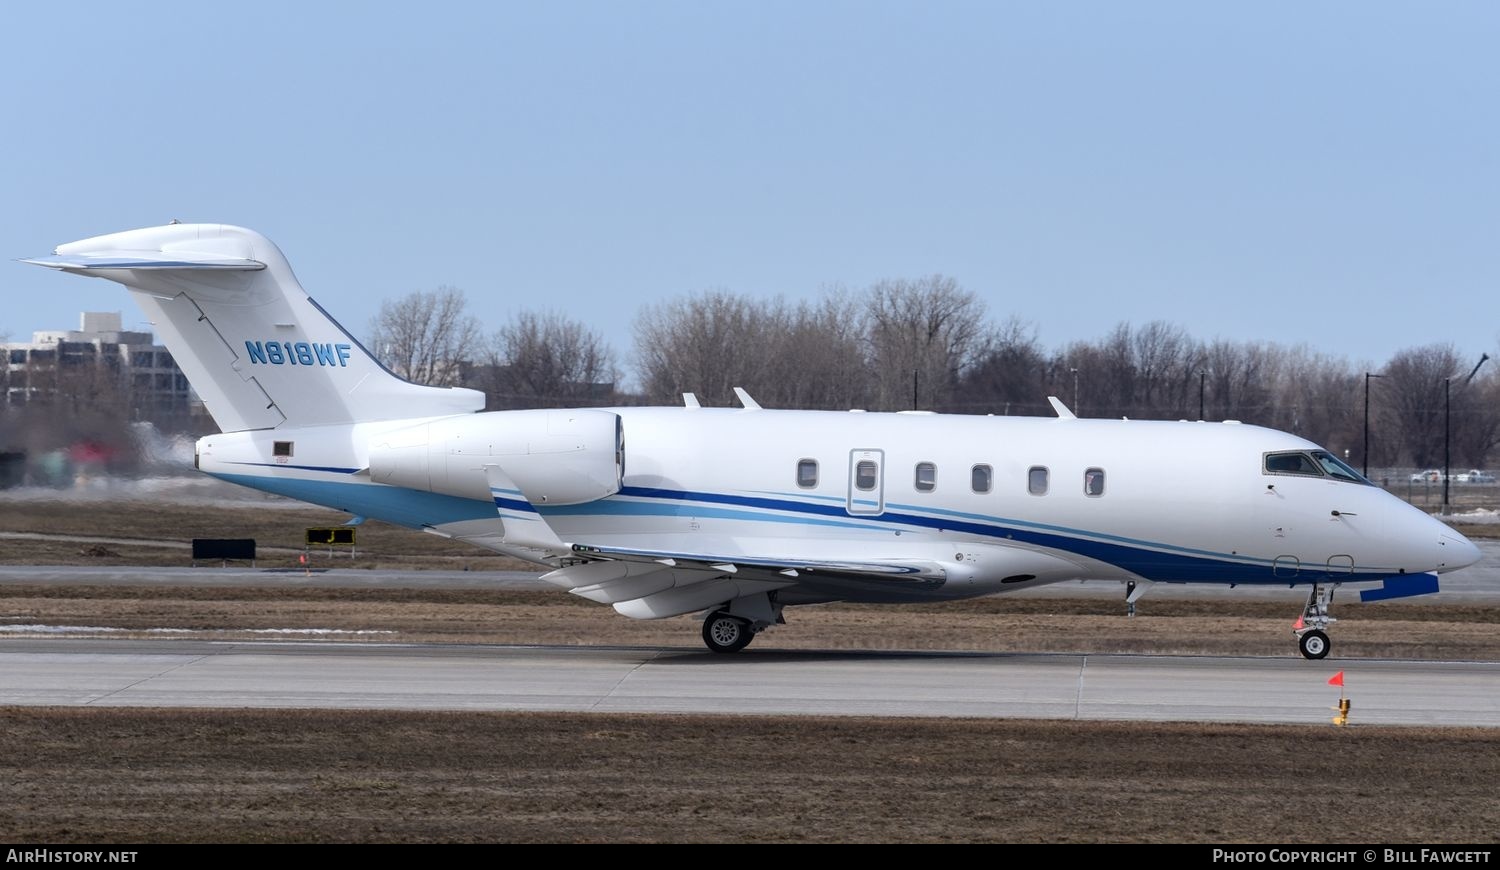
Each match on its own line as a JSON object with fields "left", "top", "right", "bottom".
{"left": 1439, "top": 531, "right": 1482, "bottom": 572}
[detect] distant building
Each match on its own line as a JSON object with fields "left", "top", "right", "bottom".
{"left": 2, "top": 311, "right": 199, "bottom": 422}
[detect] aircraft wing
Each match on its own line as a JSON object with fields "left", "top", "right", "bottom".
{"left": 544, "top": 542, "right": 954, "bottom": 620}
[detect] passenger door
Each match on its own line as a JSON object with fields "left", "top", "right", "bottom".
{"left": 847, "top": 449, "right": 885, "bottom": 516}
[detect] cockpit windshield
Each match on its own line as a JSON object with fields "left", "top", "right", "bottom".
{"left": 1310, "top": 450, "right": 1369, "bottom": 483}
{"left": 1263, "top": 450, "right": 1372, "bottom": 485}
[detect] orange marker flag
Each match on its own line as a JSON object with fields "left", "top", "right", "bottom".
{"left": 1293, "top": 615, "right": 1305, "bottom": 630}
{"left": 1328, "top": 671, "right": 1344, "bottom": 687}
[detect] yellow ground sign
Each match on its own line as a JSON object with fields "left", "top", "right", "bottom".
{"left": 305, "top": 527, "right": 357, "bottom": 546}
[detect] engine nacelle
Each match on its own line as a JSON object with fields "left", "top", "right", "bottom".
{"left": 368, "top": 409, "right": 622, "bottom": 505}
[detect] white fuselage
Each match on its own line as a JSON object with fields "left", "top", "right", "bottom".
{"left": 196, "top": 405, "right": 1476, "bottom": 607}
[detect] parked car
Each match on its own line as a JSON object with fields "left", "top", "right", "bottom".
{"left": 1409, "top": 469, "right": 1445, "bottom": 482}
{"left": 1455, "top": 469, "right": 1496, "bottom": 484}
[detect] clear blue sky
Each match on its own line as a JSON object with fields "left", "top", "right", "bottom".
{"left": 4, "top": 1, "right": 1497, "bottom": 387}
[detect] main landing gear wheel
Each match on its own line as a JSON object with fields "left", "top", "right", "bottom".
{"left": 702, "top": 611, "right": 754, "bottom": 654}
{"left": 1299, "top": 629, "right": 1330, "bottom": 660}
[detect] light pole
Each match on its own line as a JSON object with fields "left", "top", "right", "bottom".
{"left": 1070, "top": 367, "right": 1079, "bottom": 415}
{"left": 1363, "top": 372, "right": 1383, "bottom": 479}
{"left": 1444, "top": 353, "right": 1491, "bottom": 511}
{"left": 1198, "top": 370, "right": 1206, "bottom": 421}
{"left": 1444, "top": 376, "right": 1451, "bottom": 509}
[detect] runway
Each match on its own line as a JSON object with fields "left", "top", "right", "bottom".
{"left": 3, "top": 638, "right": 1497, "bottom": 727}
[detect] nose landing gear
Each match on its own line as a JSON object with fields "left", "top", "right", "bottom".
{"left": 1293, "top": 582, "right": 1339, "bottom": 659}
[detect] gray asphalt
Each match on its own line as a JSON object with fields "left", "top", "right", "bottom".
{"left": 2, "top": 638, "right": 1496, "bottom": 727}
{"left": 2, "top": 536, "right": 1496, "bottom": 728}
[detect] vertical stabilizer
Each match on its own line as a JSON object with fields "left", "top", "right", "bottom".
{"left": 25, "top": 224, "right": 485, "bottom": 431}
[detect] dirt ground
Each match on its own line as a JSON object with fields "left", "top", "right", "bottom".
{"left": 2, "top": 708, "right": 1498, "bottom": 844}
{"left": 2, "top": 497, "right": 1498, "bottom": 844}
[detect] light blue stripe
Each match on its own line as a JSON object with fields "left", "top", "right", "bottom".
{"left": 210, "top": 473, "right": 495, "bottom": 528}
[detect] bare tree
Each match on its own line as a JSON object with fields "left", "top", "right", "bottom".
{"left": 1128, "top": 321, "right": 1201, "bottom": 418}
{"left": 632, "top": 289, "right": 874, "bottom": 409}
{"left": 1202, "top": 340, "right": 1280, "bottom": 426}
{"left": 1055, "top": 325, "right": 1134, "bottom": 419}
{"left": 1451, "top": 368, "right": 1500, "bottom": 468}
{"left": 633, "top": 291, "right": 783, "bottom": 406}
{"left": 864, "top": 276, "right": 991, "bottom": 411}
{"left": 1380, "top": 344, "right": 1463, "bottom": 467}
{"left": 367, "top": 286, "right": 481, "bottom": 387}
{"left": 1267, "top": 347, "right": 1361, "bottom": 455}
{"left": 956, "top": 317, "right": 1050, "bottom": 415}
{"left": 762, "top": 291, "right": 873, "bottom": 409}
{"left": 485, "top": 311, "right": 618, "bottom": 409}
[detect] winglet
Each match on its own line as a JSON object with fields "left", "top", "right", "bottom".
{"left": 1047, "top": 396, "right": 1077, "bottom": 419}
{"left": 682, "top": 393, "right": 701, "bottom": 409}
{"left": 733, "top": 387, "right": 762, "bottom": 410}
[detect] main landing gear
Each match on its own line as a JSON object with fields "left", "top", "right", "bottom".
{"left": 1293, "top": 582, "right": 1339, "bottom": 660}
{"left": 702, "top": 611, "right": 756, "bottom": 653}
{"left": 700, "top": 594, "right": 783, "bottom": 653}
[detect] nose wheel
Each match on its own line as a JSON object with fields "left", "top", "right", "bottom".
{"left": 1293, "top": 583, "right": 1339, "bottom": 660}
{"left": 1297, "top": 628, "right": 1330, "bottom": 660}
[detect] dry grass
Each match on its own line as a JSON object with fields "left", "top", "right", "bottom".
{"left": 1, "top": 708, "right": 1496, "bottom": 843}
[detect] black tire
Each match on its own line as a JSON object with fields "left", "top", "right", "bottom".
{"left": 1299, "top": 629, "right": 1330, "bottom": 660}
{"left": 702, "top": 611, "right": 753, "bottom": 654}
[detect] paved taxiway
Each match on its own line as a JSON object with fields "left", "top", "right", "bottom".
{"left": 2, "top": 639, "right": 1497, "bottom": 727}
{"left": 2, "top": 540, "right": 1494, "bottom": 727}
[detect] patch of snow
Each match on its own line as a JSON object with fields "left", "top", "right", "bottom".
{"left": 0, "top": 624, "right": 395, "bottom": 636}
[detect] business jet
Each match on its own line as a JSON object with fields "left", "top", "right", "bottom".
{"left": 25, "top": 223, "right": 1483, "bottom": 659}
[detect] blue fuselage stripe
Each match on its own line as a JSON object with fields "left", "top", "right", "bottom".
{"left": 207, "top": 476, "right": 1394, "bottom": 585}
{"left": 225, "top": 461, "right": 362, "bottom": 475}
{"left": 549, "top": 485, "right": 1393, "bottom": 585}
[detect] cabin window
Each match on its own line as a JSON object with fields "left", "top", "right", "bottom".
{"left": 915, "top": 462, "right": 937, "bottom": 492}
{"left": 273, "top": 441, "right": 294, "bottom": 458}
{"left": 1085, "top": 467, "right": 1105, "bottom": 496}
{"left": 855, "top": 460, "right": 878, "bottom": 491}
{"left": 1264, "top": 451, "right": 1323, "bottom": 477}
{"left": 797, "top": 459, "right": 819, "bottom": 488}
{"left": 1028, "top": 466, "right": 1049, "bottom": 495}
{"left": 971, "top": 464, "right": 992, "bottom": 494}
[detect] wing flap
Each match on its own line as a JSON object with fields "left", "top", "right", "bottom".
{"left": 568, "top": 543, "right": 948, "bottom": 582}
{"left": 540, "top": 558, "right": 726, "bottom": 605}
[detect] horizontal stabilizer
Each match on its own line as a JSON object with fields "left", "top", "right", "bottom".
{"left": 22, "top": 252, "right": 266, "bottom": 272}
